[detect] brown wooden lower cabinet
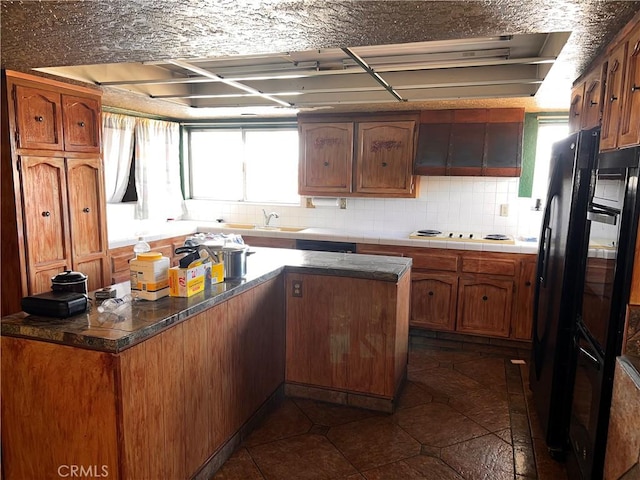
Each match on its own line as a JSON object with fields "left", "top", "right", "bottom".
{"left": 457, "top": 275, "right": 513, "bottom": 338}
{"left": 357, "top": 243, "right": 535, "bottom": 340}
{"left": 241, "top": 235, "right": 296, "bottom": 249}
{"left": 285, "top": 272, "right": 409, "bottom": 400}
{"left": 410, "top": 271, "right": 458, "bottom": 331}
{"left": 1, "top": 276, "right": 285, "bottom": 480}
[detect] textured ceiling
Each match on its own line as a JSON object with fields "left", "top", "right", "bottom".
{"left": 2, "top": 0, "right": 639, "bottom": 119}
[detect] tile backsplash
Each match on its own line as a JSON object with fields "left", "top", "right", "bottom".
{"left": 183, "top": 176, "right": 545, "bottom": 240}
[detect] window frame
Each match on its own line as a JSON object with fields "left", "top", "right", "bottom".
{"left": 183, "top": 122, "right": 299, "bottom": 204}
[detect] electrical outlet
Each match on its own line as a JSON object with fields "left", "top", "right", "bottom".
{"left": 292, "top": 280, "right": 303, "bottom": 297}
{"left": 500, "top": 204, "right": 509, "bottom": 217}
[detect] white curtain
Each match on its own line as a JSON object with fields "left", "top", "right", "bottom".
{"left": 102, "top": 112, "right": 136, "bottom": 203}
{"left": 134, "top": 118, "right": 186, "bottom": 220}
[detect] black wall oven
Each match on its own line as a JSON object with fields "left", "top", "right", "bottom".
{"left": 568, "top": 146, "right": 640, "bottom": 479}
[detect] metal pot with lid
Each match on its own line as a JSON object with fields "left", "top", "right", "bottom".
{"left": 51, "top": 270, "right": 88, "bottom": 295}
{"left": 222, "top": 245, "right": 254, "bottom": 279}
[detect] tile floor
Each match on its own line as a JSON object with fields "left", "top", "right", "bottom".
{"left": 212, "top": 339, "right": 568, "bottom": 480}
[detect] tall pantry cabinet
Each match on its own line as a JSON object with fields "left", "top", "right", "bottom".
{"left": 1, "top": 70, "right": 109, "bottom": 315}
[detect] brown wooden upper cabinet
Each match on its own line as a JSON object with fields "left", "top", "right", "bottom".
{"left": 600, "top": 41, "right": 629, "bottom": 151}
{"left": 581, "top": 65, "right": 606, "bottom": 131}
{"left": 618, "top": 27, "right": 640, "bottom": 148}
{"left": 2, "top": 70, "right": 108, "bottom": 315}
{"left": 298, "top": 113, "right": 419, "bottom": 198}
{"left": 414, "top": 108, "right": 524, "bottom": 177}
{"left": 569, "top": 82, "right": 585, "bottom": 133}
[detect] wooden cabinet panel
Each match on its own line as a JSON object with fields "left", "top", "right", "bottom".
{"left": 32, "top": 265, "right": 67, "bottom": 295}
{"left": 298, "top": 113, "right": 418, "bottom": 198}
{"left": 1, "top": 337, "right": 119, "bottom": 480}
{"left": 513, "top": 259, "right": 536, "bottom": 340}
{"left": 414, "top": 108, "right": 523, "bottom": 177}
{"left": 619, "top": 30, "right": 640, "bottom": 148}
{"left": 410, "top": 272, "right": 458, "bottom": 331}
{"left": 569, "top": 82, "right": 585, "bottom": 134}
{"left": 242, "top": 236, "right": 296, "bottom": 249}
{"left": 356, "top": 121, "right": 416, "bottom": 195}
{"left": 461, "top": 256, "right": 517, "bottom": 276}
{"left": 13, "top": 85, "right": 63, "bottom": 151}
{"left": 601, "top": 42, "right": 629, "bottom": 151}
{"left": 457, "top": 276, "right": 513, "bottom": 337}
{"left": 67, "top": 157, "right": 106, "bottom": 257}
{"left": 581, "top": 66, "right": 605, "bottom": 131}
{"left": 62, "top": 94, "right": 101, "bottom": 152}
{"left": 286, "top": 273, "right": 403, "bottom": 397}
{"left": 20, "top": 156, "right": 71, "bottom": 285}
{"left": 299, "top": 122, "right": 353, "bottom": 195}
{"left": 410, "top": 250, "right": 459, "bottom": 271}
{"left": 484, "top": 121, "right": 522, "bottom": 176}
{"left": 75, "top": 256, "right": 108, "bottom": 292}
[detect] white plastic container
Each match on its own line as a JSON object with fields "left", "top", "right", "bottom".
{"left": 130, "top": 252, "right": 170, "bottom": 300}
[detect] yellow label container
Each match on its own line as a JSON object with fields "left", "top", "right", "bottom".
{"left": 130, "top": 252, "right": 170, "bottom": 300}
{"left": 169, "top": 262, "right": 208, "bottom": 297}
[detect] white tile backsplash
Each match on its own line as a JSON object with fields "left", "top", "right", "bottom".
{"left": 110, "top": 176, "right": 544, "bottom": 241}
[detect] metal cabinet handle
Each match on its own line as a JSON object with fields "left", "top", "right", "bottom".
{"left": 428, "top": 291, "right": 434, "bottom": 296}
{"left": 590, "top": 101, "right": 598, "bottom": 106}
{"left": 610, "top": 95, "right": 618, "bottom": 102}
{"left": 36, "top": 116, "right": 44, "bottom": 122}
{"left": 82, "top": 207, "right": 90, "bottom": 213}
{"left": 79, "top": 121, "right": 85, "bottom": 127}
{"left": 382, "top": 162, "right": 388, "bottom": 167}
{"left": 525, "top": 281, "right": 532, "bottom": 287}
{"left": 482, "top": 295, "right": 488, "bottom": 301}
{"left": 632, "top": 85, "right": 640, "bottom": 92}
{"left": 41, "top": 211, "right": 50, "bottom": 217}
{"left": 323, "top": 161, "right": 329, "bottom": 166}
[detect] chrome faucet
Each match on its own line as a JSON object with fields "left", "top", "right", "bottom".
{"left": 262, "top": 208, "right": 279, "bottom": 226}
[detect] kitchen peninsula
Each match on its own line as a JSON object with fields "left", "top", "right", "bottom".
{"left": 1, "top": 248, "right": 411, "bottom": 480}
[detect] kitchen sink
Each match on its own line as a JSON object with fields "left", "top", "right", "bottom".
{"left": 218, "top": 223, "right": 306, "bottom": 233}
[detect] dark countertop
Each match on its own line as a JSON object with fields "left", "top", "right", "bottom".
{"left": 1, "top": 248, "right": 411, "bottom": 353}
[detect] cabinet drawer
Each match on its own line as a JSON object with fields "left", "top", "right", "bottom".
{"left": 461, "top": 257, "right": 516, "bottom": 276}
{"left": 111, "top": 251, "right": 133, "bottom": 274}
{"left": 410, "top": 251, "right": 459, "bottom": 272}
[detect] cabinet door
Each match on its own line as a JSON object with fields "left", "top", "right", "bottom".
{"left": 356, "top": 121, "right": 416, "bottom": 196}
{"left": 62, "top": 94, "right": 101, "bottom": 152}
{"left": 299, "top": 122, "right": 353, "bottom": 195}
{"left": 66, "top": 157, "right": 109, "bottom": 288}
{"left": 581, "top": 66, "right": 605, "bottom": 130}
{"left": 410, "top": 272, "right": 458, "bottom": 331}
{"left": 601, "top": 42, "right": 628, "bottom": 151}
{"left": 619, "top": 31, "right": 640, "bottom": 148}
{"left": 457, "top": 276, "right": 513, "bottom": 338}
{"left": 448, "top": 123, "right": 486, "bottom": 175}
{"left": 569, "top": 82, "right": 585, "bottom": 134}
{"left": 20, "top": 156, "right": 71, "bottom": 293}
{"left": 512, "top": 259, "right": 536, "bottom": 340}
{"left": 13, "top": 85, "right": 64, "bottom": 151}
{"left": 484, "top": 122, "right": 523, "bottom": 176}
{"left": 414, "top": 123, "right": 451, "bottom": 175}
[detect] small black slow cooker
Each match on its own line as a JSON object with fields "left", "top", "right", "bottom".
{"left": 51, "top": 270, "right": 88, "bottom": 295}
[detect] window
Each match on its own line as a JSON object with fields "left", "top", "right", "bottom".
{"left": 187, "top": 126, "right": 299, "bottom": 204}
{"left": 531, "top": 122, "right": 569, "bottom": 201}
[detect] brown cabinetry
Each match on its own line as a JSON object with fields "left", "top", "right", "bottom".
{"left": 601, "top": 42, "right": 628, "bottom": 151}
{"left": 414, "top": 108, "right": 524, "bottom": 177}
{"left": 298, "top": 113, "right": 419, "bottom": 198}
{"left": 1, "top": 276, "right": 285, "bottom": 479}
{"left": 618, "top": 28, "right": 640, "bottom": 148}
{"left": 357, "top": 243, "right": 535, "bottom": 340}
{"left": 285, "top": 272, "right": 409, "bottom": 405}
{"left": 1, "top": 70, "right": 108, "bottom": 315}
{"left": 581, "top": 66, "right": 605, "bottom": 131}
{"left": 569, "top": 82, "right": 585, "bottom": 133}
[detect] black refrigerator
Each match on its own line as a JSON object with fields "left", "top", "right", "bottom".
{"left": 530, "top": 127, "right": 600, "bottom": 458}
{"left": 567, "top": 145, "right": 640, "bottom": 480}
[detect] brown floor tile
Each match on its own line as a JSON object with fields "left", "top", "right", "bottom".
{"left": 495, "top": 428, "right": 513, "bottom": 445}
{"left": 408, "top": 366, "right": 486, "bottom": 400}
{"left": 409, "top": 346, "right": 483, "bottom": 367}
{"left": 514, "top": 442, "right": 537, "bottom": 478}
{"left": 293, "top": 397, "right": 377, "bottom": 427}
{"left": 327, "top": 416, "right": 421, "bottom": 470}
{"left": 394, "top": 402, "right": 489, "bottom": 447}
{"left": 453, "top": 356, "right": 507, "bottom": 389}
{"left": 396, "top": 381, "right": 434, "bottom": 410}
{"left": 532, "top": 436, "right": 568, "bottom": 480}
{"left": 248, "top": 433, "right": 357, "bottom": 480}
{"left": 441, "top": 433, "right": 514, "bottom": 480}
{"left": 243, "top": 399, "right": 312, "bottom": 447}
{"left": 361, "top": 455, "right": 464, "bottom": 480}
{"left": 211, "top": 448, "right": 264, "bottom": 480}
{"left": 448, "top": 388, "right": 510, "bottom": 432}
